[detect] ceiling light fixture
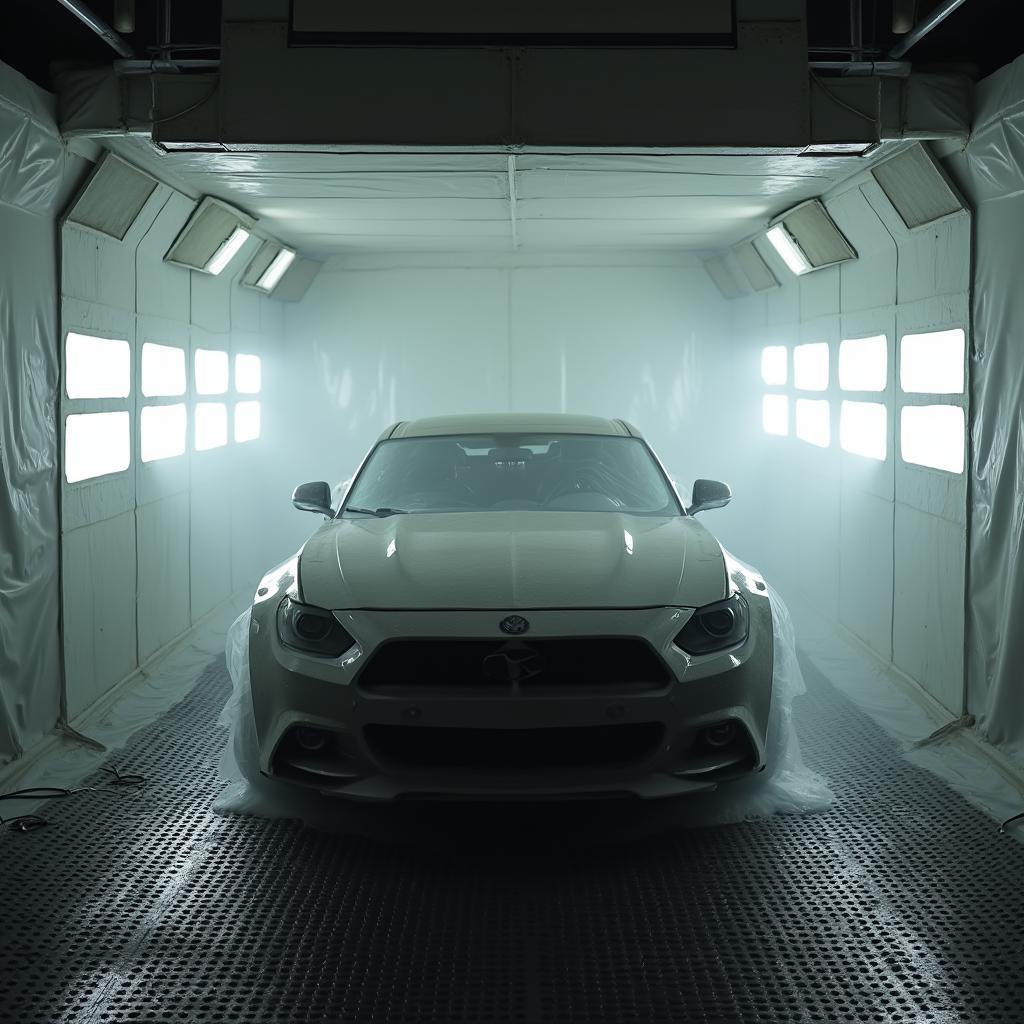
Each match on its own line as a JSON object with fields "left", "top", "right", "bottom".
{"left": 257, "top": 247, "right": 296, "bottom": 290}
{"left": 206, "top": 226, "right": 250, "bottom": 275}
{"left": 765, "top": 224, "right": 810, "bottom": 275}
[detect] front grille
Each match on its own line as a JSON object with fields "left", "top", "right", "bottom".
{"left": 356, "top": 638, "right": 670, "bottom": 694}
{"left": 364, "top": 722, "right": 665, "bottom": 771}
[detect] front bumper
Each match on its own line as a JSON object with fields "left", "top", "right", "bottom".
{"left": 247, "top": 600, "right": 774, "bottom": 801}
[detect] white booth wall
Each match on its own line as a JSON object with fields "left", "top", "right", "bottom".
{"left": 722, "top": 155, "right": 972, "bottom": 718}
{"left": 276, "top": 253, "right": 733, "bottom": 554}
{"left": 59, "top": 179, "right": 286, "bottom": 723}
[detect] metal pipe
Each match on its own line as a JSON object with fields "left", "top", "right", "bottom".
{"left": 54, "top": 0, "right": 136, "bottom": 59}
{"left": 809, "top": 60, "right": 910, "bottom": 75}
{"left": 888, "top": 0, "right": 970, "bottom": 59}
{"left": 113, "top": 59, "right": 221, "bottom": 74}
{"left": 849, "top": 0, "right": 863, "bottom": 61}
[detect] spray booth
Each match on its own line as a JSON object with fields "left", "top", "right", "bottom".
{"left": 2, "top": 1, "right": 1024, "bottom": 1021}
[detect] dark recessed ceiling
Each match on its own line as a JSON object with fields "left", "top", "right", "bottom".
{"left": 0, "top": 0, "right": 1017, "bottom": 93}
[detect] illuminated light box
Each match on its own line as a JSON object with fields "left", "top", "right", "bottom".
{"left": 795, "top": 399, "right": 830, "bottom": 447}
{"left": 165, "top": 198, "right": 253, "bottom": 275}
{"left": 761, "top": 346, "right": 787, "bottom": 386}
{"left": 794, "top": 342, "right": 829, "bottom": 392}
{"left": 839, "top": 336, "right": 887, "bottom": 392}
{"left": 762, "top": 394, "right": 789, "bottom": 436}
{"left": 840, "top": 401, "right": 887, "bottom": 461}
{"left": 901, "top": 405, "right": 965, "bottom": 474}
{"left": 141, "top": 404, "right": 187, "bottom": 463}
{"left": 900, "top": 328, "right": 965, "bottom": 394}
{"left": 65, "top": 412, "right": 131, "bottom": 483}
{"left": 65, "top": 333, "right": 130, "bottom": 400}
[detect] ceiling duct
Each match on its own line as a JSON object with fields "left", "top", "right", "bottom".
{"left": 165, "top": 198, "right": 254, "bottom": 275}
{"left": 766, "top": 199, "right": 857, "bottom": 275}
{"left": 731, "top": 240, "right": 778, "bottom": 292}
{"left": 65, "top": 153, "right": 158, "bottom": 241}
{"left": 272, "top": 258, "right": 323, "bottom": 303}
{"left": 870, "top": 143, "right": 965, "bottom": 229}
{"left": 701, "top": 254, "right": 748, "bottom": 301}
{"left": 241, "top": 240, "right": 298, "bottom": 293}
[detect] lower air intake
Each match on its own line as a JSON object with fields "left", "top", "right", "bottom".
{"left": 364, "top": 722, "right": 665, "bottom": 771}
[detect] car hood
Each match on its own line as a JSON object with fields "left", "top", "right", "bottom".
{"left": 298, "top": 511, "right": 727, "bottom": 611}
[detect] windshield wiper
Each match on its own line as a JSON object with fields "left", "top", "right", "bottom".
{"left": 345, "top": 506, "right": 408, "bottom": 518}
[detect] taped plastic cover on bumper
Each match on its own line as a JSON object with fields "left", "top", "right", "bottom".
{"left": 214, "top": 584, "right": 833, "bottom": 830}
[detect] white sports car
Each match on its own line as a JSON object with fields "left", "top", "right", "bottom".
{"left": 247, "top": 413, "right": 773, "bottom": 800}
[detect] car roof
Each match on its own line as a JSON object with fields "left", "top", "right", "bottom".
{"left": 381, "top": 414, "right": 640, "bottom": 441}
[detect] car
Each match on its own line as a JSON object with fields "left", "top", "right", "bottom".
{"left": 246, "top": 413, "right": 774, "bottom": 801}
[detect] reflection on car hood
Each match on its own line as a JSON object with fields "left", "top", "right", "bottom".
{"left": 298, "top": 511, "right": 727, "bottom": 610}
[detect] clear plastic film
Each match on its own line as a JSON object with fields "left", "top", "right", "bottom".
{"left": 215, "top": 584, "right": 832, "bottom": 833}
{"left": 943, "top": 53, "right": 1024, "bottom": 770}
{"left": 0, "top": 64, "right": 82, "bottom": 767}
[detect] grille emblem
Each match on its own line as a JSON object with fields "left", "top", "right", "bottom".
{"left": 500, "top": 615, "right": 529, "bottom": 635}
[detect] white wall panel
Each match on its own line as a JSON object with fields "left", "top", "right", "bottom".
{"left": 62, "top": 514, "right": 138, "bottom": 717}
{"left": 832, "top": 188, "right": 898, "bottom": 312}
{"left": 839, "top": 487, "right": 893, "bottom": 660}
{"left": 137, "top": 192, "right": 193, "bottom": 320}
{"left": 799, "top": 263, "right": 840, "bottom": 321}
{"left": 136, "top": 493, "right": 191, "bottom": 660}
{"left": 730, "top": 153, "right": 970, "bottom": 714}
{"left": 892, "top": 504, "right": 965, "bottom": 713}
{"left": 190, "top": 479, "right": 234, "bottom": 620}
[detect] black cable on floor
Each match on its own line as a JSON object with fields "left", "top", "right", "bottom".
{"left": 0, "top": 765, "right": 149, "bottom": 834}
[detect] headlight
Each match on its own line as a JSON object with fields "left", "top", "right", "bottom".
{"left": 674, "top": 593, "right": 749, "bottom": 655}
{"left": 277, "top": 597, "right": 354, "bottom": 657}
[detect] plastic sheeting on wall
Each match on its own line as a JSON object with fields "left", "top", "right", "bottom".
{"left": 944, "top": 54, "right": 1024, "bottom": 769}
{"left": 213, "top": 585, "right": 831, "bottom": 834}
{"left": 0, "top": 63, "right": 88, "bottom": 766}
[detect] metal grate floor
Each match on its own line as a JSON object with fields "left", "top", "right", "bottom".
{"left": 2, "top": 653, "right": 1024, "bottom": 1023}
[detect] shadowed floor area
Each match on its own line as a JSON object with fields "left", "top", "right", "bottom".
{"left": 2, "top": 653, "right": 1023, "bottom": 1023}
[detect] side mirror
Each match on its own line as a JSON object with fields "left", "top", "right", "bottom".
{"left": 688, "top": 478, "right": 731, "bottom": 515}
{"left": 292, "top": 481, "right": 334, "bottom": 517}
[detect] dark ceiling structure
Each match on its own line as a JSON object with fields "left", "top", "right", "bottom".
{"left": 0, "top": 0, "right": 1016, "bottom": 93}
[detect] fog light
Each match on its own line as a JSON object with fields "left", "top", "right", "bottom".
{"left": 295, "top": 727, "right": 329, "bottom": 751}
{"left": 704, "top": 721, "right": 737, "bottom": 748}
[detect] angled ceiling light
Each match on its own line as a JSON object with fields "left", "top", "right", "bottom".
{"left": 765, "top": 224, "right": 810, "bottom": 275}
{"left": 870, "top": 143, "right": 965, "bottom": 229}
{"left": 766, "top": 199, "right": 856, "bottom": 275}
{"left": 165, "top": 197, "right": 254, "bottom": 275}
{"left": 731, "top": 240, "right": 778, "bottom": 292}
{"left": 701, "top": 254, "right": 748, "bottom": 300}
{"left": 242, "top": 240, "right": 297, "bottom": 293}
{"left": 65, "top": 153, "right": 158, "bottom": 241}
{"left": 272, "top": 257, "right": 323, "bottom": 303}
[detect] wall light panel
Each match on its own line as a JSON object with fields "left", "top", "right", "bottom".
{"left": 66, "top": 153, "right": 158, "bottom": 241}
{"left": 165, "top": 198, "right": 254, "bottom": 275}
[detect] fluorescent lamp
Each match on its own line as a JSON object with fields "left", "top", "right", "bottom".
{"left": 766, "top": 225, "right": 810, "bottom": 275}
{"left": 206, "top": 226, "right": 250, "bottom": 275}
{"left": 257, "top": 248, "right": 296, "bottom": 291}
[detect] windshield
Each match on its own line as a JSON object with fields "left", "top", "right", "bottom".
{"left": 343, "top": 433, "right": 681, "bottom": 516}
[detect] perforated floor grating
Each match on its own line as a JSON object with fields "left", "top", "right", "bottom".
{"left": 2, "top": 654, "right": 1024, "bottom": 1024}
